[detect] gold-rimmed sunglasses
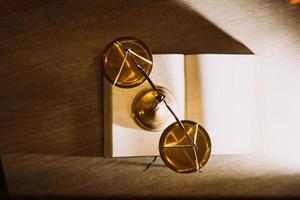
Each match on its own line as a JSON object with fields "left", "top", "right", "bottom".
{"left": 102, "top": 37, "right": 211, "bottom": 173}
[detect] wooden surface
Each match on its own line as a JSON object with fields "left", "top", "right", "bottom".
{"left": 0, "top": 0, "right": 250, "bottom": 157}
{"left": 0, "top": 0, "right": 300, "bottom": 199}
{"left": 3, "top": 154, "right": 300, "bottom": 199}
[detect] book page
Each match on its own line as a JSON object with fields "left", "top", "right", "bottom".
{"left": 104, "top": 54, "right": 185, "bottom": 157}
{"left": 185, "top": 54, "right": 261, "bottom": 154}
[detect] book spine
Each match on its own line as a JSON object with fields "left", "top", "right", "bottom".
{"left": 103, "top": 77, "right": 113, "bottom": 157}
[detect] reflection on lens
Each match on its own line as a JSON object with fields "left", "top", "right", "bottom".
{"left": 102, "top": 37, "right": 152, "bottom": 88}
{"left": 159, "top": 120, "right": 211, "bottom": 173}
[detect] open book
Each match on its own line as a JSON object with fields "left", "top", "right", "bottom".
{"left": 103, "top": 54, "right": 261, "bottom": 157}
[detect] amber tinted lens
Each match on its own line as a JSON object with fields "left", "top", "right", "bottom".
{"left": 159, "top": 120, "right": 211, "bottom": 173}
{"left": 102, "top": 37, "right": 152, "bottom": 88}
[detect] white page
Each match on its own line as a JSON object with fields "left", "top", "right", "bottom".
{"left": 185, "top": 54, "right": 261, "bottom": 154}
{"left": 105, "top": 54, "right": 185, "bottom": 157}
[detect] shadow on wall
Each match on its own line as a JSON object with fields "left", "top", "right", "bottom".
{"left": 96, "top": 0, "right": 253, "bottom": 54}
{"left": 0, "top": 0, "right": 252, "bottom": 157}
{"left": 0, "top": 158, "right": 8, "bottom": 200}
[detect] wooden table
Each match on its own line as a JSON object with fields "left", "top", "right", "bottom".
{"left": 0, "top": 0, "right": 300, "bottom": 199}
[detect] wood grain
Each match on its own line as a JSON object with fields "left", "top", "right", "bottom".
{"left": 3, "top": 154, "right": 300, "bottom": 199}
{"left": 0, "top": 0, "right": 300, "bottom": 198}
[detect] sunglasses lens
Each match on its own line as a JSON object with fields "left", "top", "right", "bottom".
{"left": 102, "top": 37, "right": 152, "bottom": 88}
{"left": 159, "top": 120, "right": 211, "bottom": 173}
